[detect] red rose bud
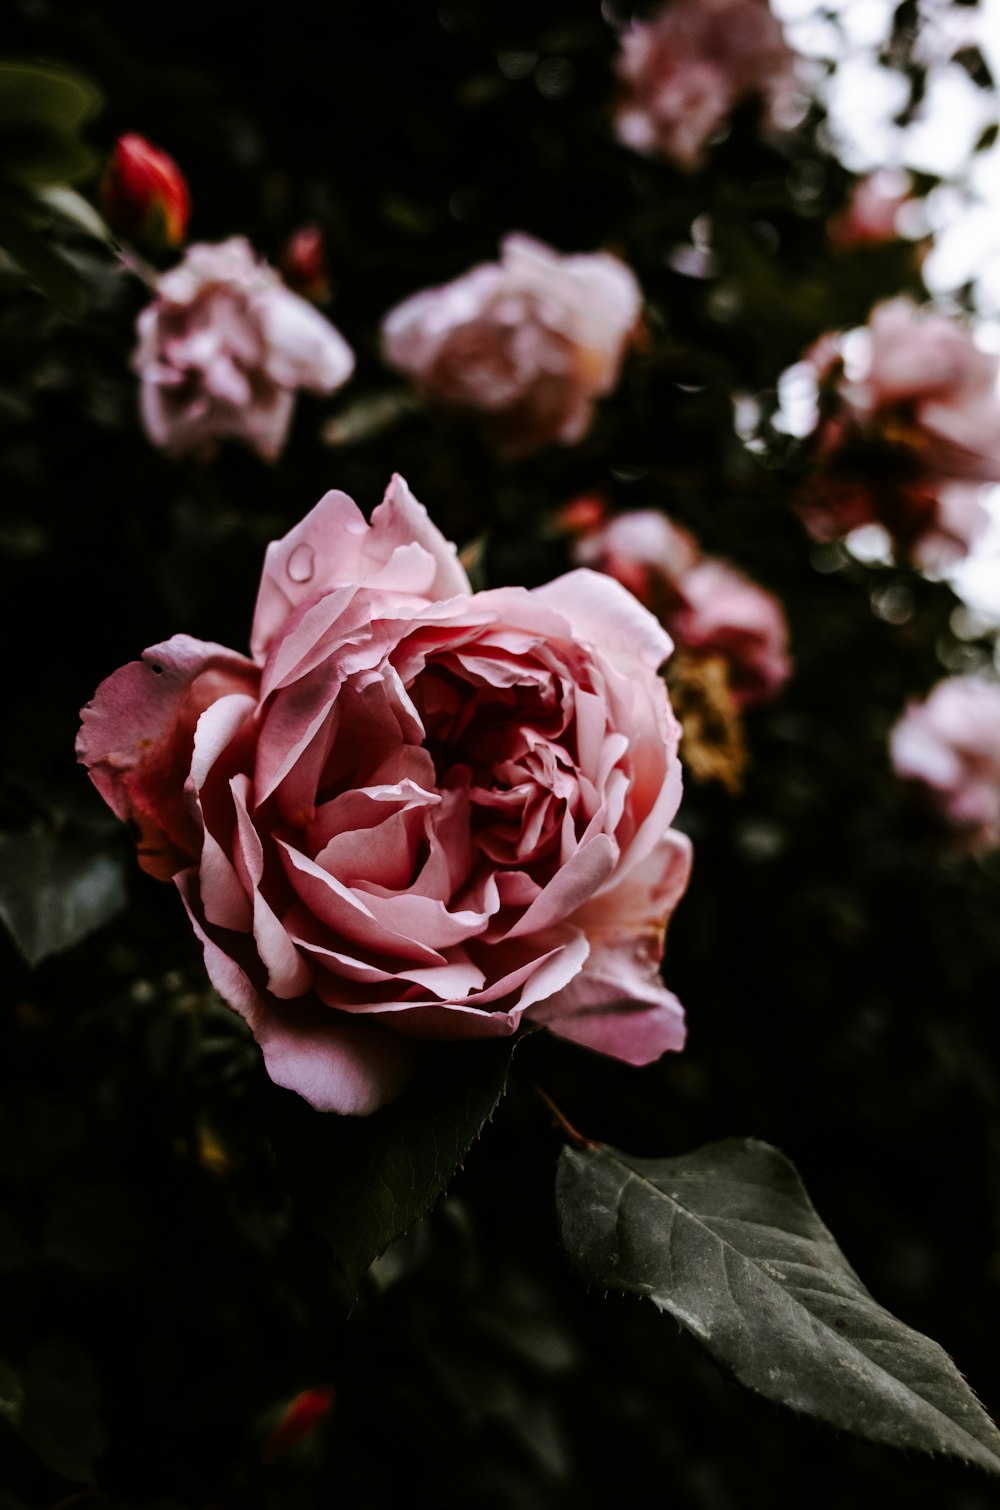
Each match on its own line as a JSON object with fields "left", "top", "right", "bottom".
{"left": 263, "top": 1384, "right": 336, "bottom": 1461}
{"left": 553, "top": 494, "right": 609, "bottom": 538}
{"left": 281, "top": 224, "right": 331, "bottom": 303}
{"left": 101, "top": 133, "right": 191, "bottom": 250}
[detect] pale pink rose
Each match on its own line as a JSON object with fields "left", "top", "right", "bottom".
{"left": 799, "top": 300, "right": 1000, "bottom": 561}
{"left": 827, "top": 170, "right": 909, "bottom": 251}
{"left": 613, "top": 0, "right": 798, "bottom": 170}
{"left": 381, "top": 234, "right": 642, "bottom": 458}
{"left": 571, "top": 507, "right": 790, "bottom": 709}
{"left": 134, "top": 236, "right": 355, "bottom": 461}
{"left": 572, "top": 508, "right": 699, "bottom": 612}
{"left": 844, "top": 300, "right": 1000, "bottom": 482}
{"left": 78, "top": 476, "right": 692, "bottom": 1115}
{"left": 671, "top": 560, "right": 791, "bottom": 709}
{"left": 890, "top": 676, "right": 1000, "bottom": 853}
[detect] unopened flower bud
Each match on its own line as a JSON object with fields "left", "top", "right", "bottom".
{"left": 281, "top": 224, "right": 331, "bottom": 303}
{"left": 101, "top": 133, "right": 191, "bottom": 250}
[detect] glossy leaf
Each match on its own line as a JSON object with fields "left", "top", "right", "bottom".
{"left": 267, "top": 1038, "right": 513, "bottom": 1294}
{"left": 557, "top": 1137, "right": 1000, "bottom": 1473}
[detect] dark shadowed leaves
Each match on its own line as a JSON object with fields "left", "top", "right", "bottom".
{"left": 0, "top": 828, "right": 127, "bottom": 966}
{"left": 556, "top": 1137, "right": 1000, "bottom": 1473}
{"left": 19, "top": 1338, "right": 105, "bottom": 1482}
{"left": 267, "top": 1038, "right": 514, "bottom": 1294}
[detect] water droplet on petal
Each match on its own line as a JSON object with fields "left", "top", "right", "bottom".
{"left": 287, "top": 544, "right": 315, "bottom": 584}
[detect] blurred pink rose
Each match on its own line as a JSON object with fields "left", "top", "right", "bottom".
{"left": 134, "top": 237, "right": 355, "bottom": 461}
{"left": 827, "top": 170, "right": 909, "bottom": 251}
{"left": 570, "top": 506, "right": 790, "bottom": 708}
{"left": 799, "top": 299, "right": 1000, "bottom": 562}
{"left": 890, "top": 677, "right": 1000, "bottom": 853}
{"left": 572, "top": 507, "right": 699, "bottom": 612}
{"left": 844, "top": 300, "right": 1000, "bottom": 481}
{"left": 381, "top": 234, "right": 642, "bottom": 457}
{"left": 672, "top": 560, "right": 791, "bottom": 709}
{"left": 78, "top": 476, "right": 692, "bottom": 1115}
{"left": 613, "top": 0, "right": 798, "bottom": 170}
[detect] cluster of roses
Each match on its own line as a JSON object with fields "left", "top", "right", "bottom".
{"left": 80, "top": 0, "right": 1000, "bottom": 1122}
{"left": 792, "top": 301, "right": 1000, "bottom": 855}
{"left": 109, "top": 0, "right": 810, "bottom": 467}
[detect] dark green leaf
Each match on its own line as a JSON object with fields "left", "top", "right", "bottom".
{"left": 36, "top": 184, "right": 110, "bottom": 241}
{"left": 0, "top": 63, "right": 102, "bottom": 135}
{"left": 267, "top": 1038, "right": 514, "bottom": 1294}
{"left": 319, "top": 388, "right": 417, "bottom": 447}
{"left": 19, "top": 1338, "right": 105, "bottom": 1482}
{"left": 0, "top": 125, "right": 97, "bottom": 186}
{"left": 0, "top": 828, "right": 127, "bottom": 965}
{"left": 556, "top": 1137, "right": 1000, "bottom": 1473}
{"left": 0, "top": 196, "right": 85, "bottom": 314}
{"left": 0, "top": 1361, "right": 24, "bottom": 1428}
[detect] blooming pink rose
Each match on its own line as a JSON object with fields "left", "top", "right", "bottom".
{"left": 134, "top": 237, "right": 355, "bottom": 462}
{"left": 799, "top": 300, "right": 1000, "bottom": 562}
{"left": 78, "top": 477, "right": 692, "bottom": 1115}
{"left": 571, "top": 507, "right": 790, "bottom": 709}
{"left": 613, "top": 0, "right": 798, "bottom": 170}
{"left": 381, "top": 234, "right": 642, "bottom": 458}
{"left": 890, "top": 677, "right": 1000, "bottom": 853}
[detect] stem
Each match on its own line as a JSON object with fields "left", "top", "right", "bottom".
{"left": 531, "top": 1083, "right": 593, "bottom": 1148}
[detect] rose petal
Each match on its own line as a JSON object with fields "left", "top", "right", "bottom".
{"left": 77, "top": 635, "right": 258, "bottom": 880}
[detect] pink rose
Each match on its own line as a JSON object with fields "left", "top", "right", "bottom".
{"left": 671, "top": 560, "right": 791, "bottom": 709}
{"left": 572, "top": 508, "right": 699, "bottom": 612}
{"left": 134, "top": 237, "right": 355, "bottom": 462}
{"left": 844, "top": 300, "right": 1000, "bottom": 482}
{"left": 799, "top": 300, "right": 1000, "bottom": 562}
{"left": 890, "top": 677, "right": 1000, "bottom": 853}
{"left": 381, "top": 234, "right": 642, "bottom": 458}
{"left": 78, "top": 476, "right": 692, "bottom": 1115}
{"left": 571, "top": 507, "right": 790, "bottom": 709}
{"left": 613, "top": 0, "right": 798, "bottom": 170}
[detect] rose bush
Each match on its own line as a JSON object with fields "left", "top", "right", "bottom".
{"left": 890, "top": 676, "right": 1000, "bottom": 854}
{"left": 612, "top": 0, "right": 798, "bottom": 171}
{"left": 78, "top": 477, "right": 692, "bottom": 1114}
{"left": 134, "top": 236, "right": 355, "bottom": 461}
{"left": 381, "top": 234, "right": 641, "bottom": 457}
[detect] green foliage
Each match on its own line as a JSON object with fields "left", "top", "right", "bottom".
{"left": 0, "top": 60, "right": 107, "bottom": 312}
{"left": 0, "top": 827, "right": 126, "bottom": 966}
{"left": 267, "top": 1039, "right": 514, "bottom": 1293}
{"left": 557, "top": 1137, "right": 1000, "bottom": 1472}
